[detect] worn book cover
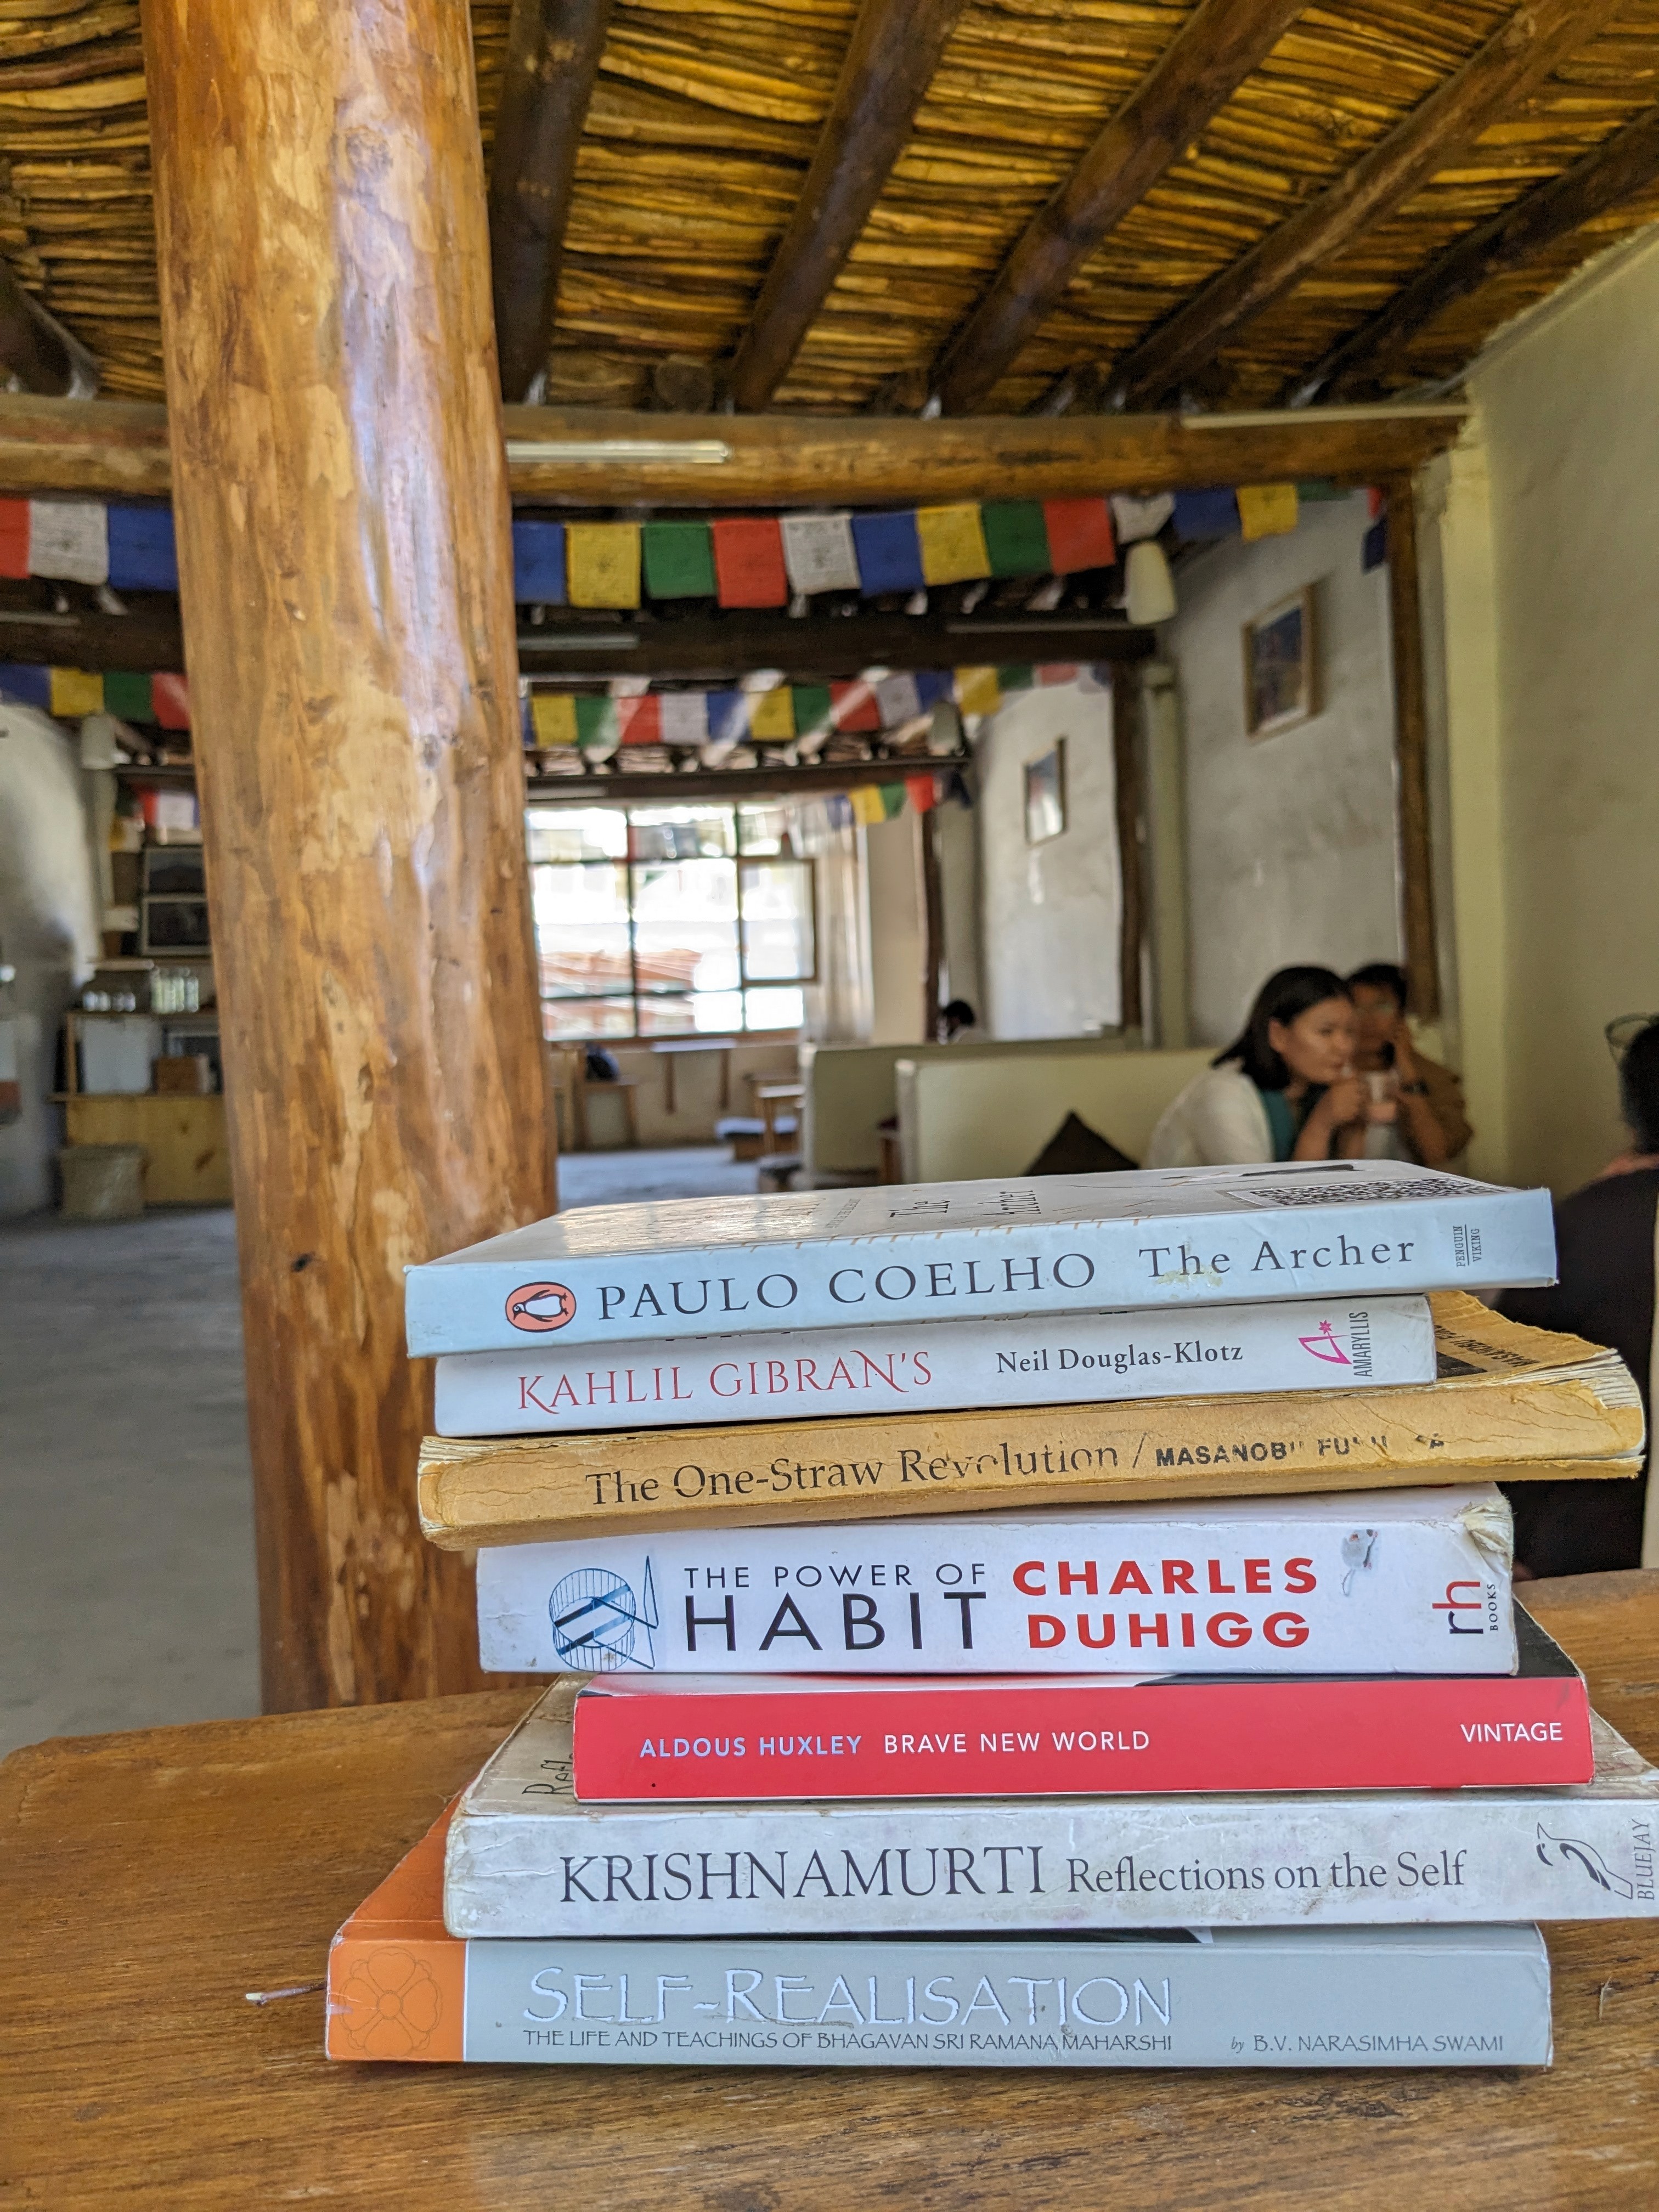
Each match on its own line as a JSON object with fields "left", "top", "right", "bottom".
{"left": 433, "top": 1294, "right": 1436, "bottom": 1437}
{"left": 443, "top": 1685, "right": 1659, "bottom": 1939}
{"left": 328, "top": 1808, "right": 1552, "bottom": 2068}
{"left": 418, "top": 1294, "right": 1641, "bottom": 1550}
{"left": 404, "top": 1160, "right": 1554, "bottom": 1355}
{"left": 475, "top": 1486, "right": 1517, "bottom": 1678}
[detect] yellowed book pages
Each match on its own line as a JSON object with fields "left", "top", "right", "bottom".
{"left": 417, "top": 1293, "right": 1644, "bottom": 1550}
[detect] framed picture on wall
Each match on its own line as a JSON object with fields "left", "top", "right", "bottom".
{"left": 1243, "top": 585, "right": 1318, "bottom": 738}
{"left": 1024, "top": 741, "right": 1066, "bottom": 844}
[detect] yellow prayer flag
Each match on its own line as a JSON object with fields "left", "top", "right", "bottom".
{"left": 746, "top": 687, "right": 795, "bottom": 742}
{"left": 1237, "top": 484, "right": 1299, "bottom": 543}
{"left": 916, "top": 504, "right": 991, "bottom": 586}
{"left": 953, "top": 664, "right": 1001, "bottom": 716}
{"left": 50, "top": 667, "right": 103, "bottom": 717}
{"left": 850, "top": 785, "right": 887, "bottom": 827}
{"left": 566, "top": 522, "right": 641, "bottom": 608}
{"left": 530, "top": 693, "right": 578, "bottom": 747}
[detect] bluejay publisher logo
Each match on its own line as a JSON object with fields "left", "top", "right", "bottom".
{"left": 549, "top": 1559, "right": 658, "bottom": 1671}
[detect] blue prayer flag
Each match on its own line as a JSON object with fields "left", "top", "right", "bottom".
{"left": 0, "top": 665, "right": 53, "bottom": 709}
{"left": 512, "top": 520, "right": 567, "bottom": 605}
{"left": 1171, "top": 488, "right": 1240, "bottom": 541}
{"left": 106, "top": 506, "right": 178, "bottom": 592}
{"left": 850, "top": 510, "right": 925, "bottom": 595}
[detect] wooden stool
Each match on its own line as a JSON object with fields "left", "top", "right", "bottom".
{"left": 753, "top": 1081, "right": 803, "bottom": 1154}
{"left": 578, "top": 1076, "right": 640, "bottom": 1150}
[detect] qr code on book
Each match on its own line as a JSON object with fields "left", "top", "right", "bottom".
{"left": 1232, "top": 1176, "right": 1465, "bottom": 1207}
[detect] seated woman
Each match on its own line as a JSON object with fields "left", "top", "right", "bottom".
{"left": 1346, "top": 961, "right": 1472, "bottom": 1167}
{"left": 1145, "top": 966, "right": 1367, "bottom": 1168}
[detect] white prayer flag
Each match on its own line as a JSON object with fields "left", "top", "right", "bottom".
{"left": 657, "top": 692, "right": 708, "bottom": 746}
{"left": 29, "top": 499, "right": 108, "bottom": 584}
{"left": 1110, "top": 493, "right": 1175, "bottom": 545}
{"left": 875, "top": 672, "right": 922, "bottom": 725}
{"left": 781, "top": 512, "right": 860, "bottom": 595}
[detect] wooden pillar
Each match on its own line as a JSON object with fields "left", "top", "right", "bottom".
{"left": 142, "top": 0, "right": 556, "bottom": 1709}
{"left": 1383, "top": 474, "right": 1441, "bottom": 1022}
{"left": 1111, "top": 668, "right": 1147, "bottom": 1036}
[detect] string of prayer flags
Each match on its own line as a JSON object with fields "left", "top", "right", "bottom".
{"left": 711, "top": 516, "right": 788, "bottom": 608}
{"left": 29, "top": 499, "right": 108, "bottom": 585}
{"left": 1237, "top": 483, "right": 1299, "bottom": 542}
{"left": 566, "top": 522, "right": 640, "bottom": 609}
{"left": 781, "top": 512, "right": 859, "bottom": 595}
{"left": 850, "top": 509, "right": 924, "bottom": 595}
{"left": 915, "top": 503, "right": 990, "bottom": 586}
{"left": 106, "top": 506, "right": 178, "bottom": 592}
{"left": 1042, "top": 496, "right": 1115, "bottom": 574}
{"left": 1109, "top": 492, "right": 1174, "bottom": 545}
{"left": 641, "top": 520, "right": 715, "bottom": 601}
{"left": 0, "top": 499, "right": 28, "bottom": 580}
{"left": 1172, "top": 488, "right": 1239, "bottom": 540}
{"left": 512, "top": 521, "right": 567, "bottom": 605}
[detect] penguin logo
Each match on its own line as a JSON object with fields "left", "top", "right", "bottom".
{"left": 506, "top": 1281, "right": 578, "bottom": 1333}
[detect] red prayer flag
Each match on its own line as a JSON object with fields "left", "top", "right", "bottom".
{"left": 1042, "top": 496, "right": 1116, "bottom": 574}
{"left": 615, "top": 694, "right": 662, "bottom": 746}
{"left": 1038, "top": 662, "right": 1082, "bottom": 686}
{"left": 830, "top": 679, "right": 882, "bottom": 732}
{"left": 0, "top": 498, "right": 28, "bottom": 580}
{"left": 711, "top": 516, "right": 788, "bottom": 608}
{"left": 905, "top": 772, "right": 937, "bottom": 814}
{"left": 152, "top": 672, "right": 191, "bottom": 728}
{"left": 1367, "top": 486, "right": 1386, "bottom": 520}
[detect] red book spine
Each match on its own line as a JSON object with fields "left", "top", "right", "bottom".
{"left": 572, "top": 1675, "right": 1595, "bottom": 1801}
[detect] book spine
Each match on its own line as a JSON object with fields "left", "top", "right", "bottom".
{"left": 404, "top": 1186, "right": 1556, "bottom": 1353}
{"left": 444, "top": 1790, "right": 1659, "bottom": 1938}
{"left": 433, "top": 1296, "right": 1436, "bottom": 1437}
{"left": 475, "top": 1501, "right": 1517, "bottom": 1676}
{"left": 571, "top": 1673, "right": 1595, "bottom": 1801}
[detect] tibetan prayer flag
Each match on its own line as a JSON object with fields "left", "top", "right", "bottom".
{"left": 1126, "top": 539, "right": 1177, "bottom": 624}
{"left": 1042, "top": 496, "right": 1115, "bottom": 574}
{"left": 1172, "top": 488, "right": 1239, "bottom": 540}
{"left": 915, "top": 503, "right": 990, "bottom": 586}
{"left": 151, "top": 672, "right": 191, "bottom": 729}
{"left": 1296, "top": 478, "right": 1346, "bottom": 503}
{"left": 1237, "top": 483, "right": 1299, "bottom": 542}
{"left": 830, "top": 679, "right": 881, "bottom": 732}
{"left": 566, "top": 522, "right": 640, "bottom": 609}
{"left": 914, "top": 669, "right": 954, "bottom": 709}
{"left": 0, "top": 665, "right": 51, "bottom": 709}
{"left": 29, "top": 499, "right": 108, "bottom": 585}
{"left": 781, "top": 512, "right": 860, "bottom": 595}
{"left": 790, "top": 683, "right": 833, "bottom": 740}
{"left": 705, "top": 690, "right": 751, "bottom": 745}
{"left": 906, "top": 772, "right": 938, "bottom": 814}
{"left": 1367, "top": 486, "right": 1386, "bottom": 520}
{"left": 531, "top": 693, "right": 578, "bottom": 747}
{"left": 979, "top": 500, "right": 1049, "bottom": 579}
{"left": 850, "top": 785, "right": 886, "bottom": 827}
{"left": 574, "top": 695, "right": 619, "bottom": 752}
{"left": 657, "top": 692, "right": 708, "bottom": 747}
{"left": 0, "top": 498, "right": 29, "bottom": 580}
{"left": 106, "top": 505, "right": 178, "bottom": 592}
{"left": 746, "top": 687, "right": 795, "bottom": 741}
{"left": 1109, "top": 493, "right": 1173, "bottom": 545}
{"left": 50, "top": 668, "right": 103, "bottom": 717}
{"left": 1363, "top": 515, "right": 1388, "bottom": 572}
{"left": 953, "top": 665, "right": 1001, "bottom": 716}
{"left": 850, "top": 510, "right": 924, "bottom": 595}
{"left": 103, "top": 670, "right": 154, "bottom": 723}
{"left": 1037, "top": 663, "right": 1081, "bottom": 687}
{"left": 876, "top": 672, "right": 922, "bottom": 726}
{"left": 996, "top": 663, "right": 1035, "bottom": 692}
{"left": 879, "top": 782, "right": 906, "bottom": 819}
{"left": 512, "top": 521, "right": 567, "bottom": 605}
{"left": 613, "top": 695, "right": 661, "bottom": 747}
{"left": 712, "top": 516, "right": 788, "bottom": 608}
{"left": 641, "top": 520, "right": 715, "bottom": 600}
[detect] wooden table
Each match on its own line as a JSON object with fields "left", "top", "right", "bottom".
{"left": 4, "top": 1571, "right": 1658, "bottom": 2208}
{"left": 651, "top": 1036, "right": 737, "bottom": 1115}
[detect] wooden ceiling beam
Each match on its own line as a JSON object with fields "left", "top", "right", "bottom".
{"left": 528, "top": 760, "right": 963, "bottom": 803}
{"left": 1300, "top": 105, "right": 1659, "bottom": 403}
{"left": 488, "top": 0, "right": 617, "bottom": 403}
{"left": 1109, "top": 0, "right": 1628, "bottom": 411}
{"left": 725, "top": 0, "right": 969, "bottom": 413}
{"left": 932, "top": 0, "right": 1306, "bottom": 417}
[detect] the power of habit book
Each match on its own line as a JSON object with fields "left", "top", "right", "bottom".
{"left": 404, "top": 1160, "right": 1555, "bottom": 1354}
{"left": 328, "top": 1807, "right": 1554, "bottom": 2068}
{"left": 417, "top": 1295, "right": 1643, "bottom": 1551}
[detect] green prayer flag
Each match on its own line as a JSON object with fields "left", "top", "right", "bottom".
{"left": 879, "top": 781, "right": 906, "bottom": 819}
{"left": 790, "top": 683, "right": 833, "bottom": 737}
{"left": 641, "top": 520, "right": 716, "bottom": 599}
{"left": 1295, "top": 479, "right": 1347, "bottom": 502}
{"left": 104, "top": 670, "right": 155, "bottom": 722}
{"left": 979, "top": 501, "right": 1051, "bottom": 579}
{"left": 574, "top": 695, "right": 619, "bottom": 749}
{"left": 995, "top": 663, "right": 1035, "bottom": 692}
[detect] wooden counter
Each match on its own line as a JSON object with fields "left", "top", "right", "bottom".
{"left": 63, "top": 1092, "right": 232, "bottom": 1205}
{"left": 3, "top": 1570, "right": 1657, "bottom": 2208}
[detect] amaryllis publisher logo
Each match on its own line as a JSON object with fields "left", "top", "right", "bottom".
{"left": 506, "top": 1281, "right": 578, "bottom": 1333}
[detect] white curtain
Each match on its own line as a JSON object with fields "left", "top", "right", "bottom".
{"left": 786, "top": 798, "right": 873, "bottom": 1042}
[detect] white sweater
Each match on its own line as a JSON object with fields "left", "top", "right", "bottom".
{"left": 1143, "top": 1063, "right": 1276, "bottom": 1169}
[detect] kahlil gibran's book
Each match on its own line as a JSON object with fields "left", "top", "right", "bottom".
{"left": 432, "top": 1293, "right": 1436, "bottom": 1437}
{"left": 473, "top": 1487, "right": 1519, "bottom": 1678}
{"left": 328, "top": 1806, "right": 1553, "bottom": 2069}
{"left": 403, "top": 1160, "right": 1555, "bottom": 1356}
{"left": 417, "top": 1295, "right": 1644, "bottom": 1551}
{"left": 442, "top": 1685, "right": 1659, "bottom": 1940}
{"left": 569, "top": 1609, "right": 1593, "bottom": 1802}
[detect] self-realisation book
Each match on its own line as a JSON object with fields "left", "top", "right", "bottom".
{"left": 442, "top": 1686, "right": 1659, "bottom": 1939}
{"left": 432, "top": 1294, "right": 1437, "bottom": 1437}
{"left": 474, "top": 1487, "right": 1517, "bottom": 1678}
{"left": 416, "top": 1295, "right": 1641, "bottom": 1551}
{"left": 328, "top": 1808, "right": 1553, "bottom": 2068}
{"left": 569, "top": 1609, "right": 1592, "bottom": 1802}
{"left": 403, "top": 1160, "right": 1554, "bottom": 1355}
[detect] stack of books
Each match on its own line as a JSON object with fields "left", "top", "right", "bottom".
{"left": 328, "top": 1161, "right": 1659, "bottom": 2072}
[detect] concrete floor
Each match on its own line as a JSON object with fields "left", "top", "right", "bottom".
{"left": 0, "top": 1146, "right": 756, "bottom": 1755}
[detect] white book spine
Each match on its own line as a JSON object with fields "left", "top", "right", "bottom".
{"left": 456, "top": 1928, "right": 1551, "bottom": 2067}
{"left": 475, "top": 1488, "right": 1516, "bottom": 1677}
{"left": 434, "top": 1295, "right": 1436, "bottom": 1437}
{"left": 404, "top": 1173, "right": 1555, "bottom": 1353}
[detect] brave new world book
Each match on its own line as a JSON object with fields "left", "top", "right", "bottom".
{"left": 432, "top": 1293, "right": 1436, "bottom": 1437}
{"left": 475, "top": 1486, "right": 1519, "bottom": 1678}
{"left": 443, "top": 1686, "right": 1659, "bottom": 1940}
{"left": 328, "top": 1807, "right": 1553, "bottom": 2069}
{"left": 403, "top": 1160, "right": 1555, "bottom": 1356}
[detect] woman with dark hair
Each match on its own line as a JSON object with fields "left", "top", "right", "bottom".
{"left": 1145, "top": 966, "right": 1367, "bottom": 1168}
{"left": 1346, "top": 960, "right": 1472, "bottom": 1166}
{"left": 1498, "top": 1016, "right": 1659, "bottom": 1577}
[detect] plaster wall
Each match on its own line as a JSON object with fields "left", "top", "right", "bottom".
{"left": 865, "top": 809, "right": 927, "bottom": 1045}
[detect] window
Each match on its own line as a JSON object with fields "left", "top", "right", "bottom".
{"left": 526, "top": 803, "right": 816, "bottom": 1039}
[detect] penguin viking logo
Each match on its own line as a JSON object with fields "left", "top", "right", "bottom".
{"left": 506, "top": 1281, "right": 578, "bottom": 1333}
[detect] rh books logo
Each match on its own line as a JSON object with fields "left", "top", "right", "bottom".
{"left": 507, "top": 1281, "right": 578, "bottom": 1333}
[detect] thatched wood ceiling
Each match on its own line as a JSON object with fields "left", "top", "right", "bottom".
{"left": 1, "top": 0, "right": 1656, "bottom": 411}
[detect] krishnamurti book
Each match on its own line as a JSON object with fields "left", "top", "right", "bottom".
{"left": 327, "top": 1810, "right": 1553, "bottom": 2068}
{"left": 404, "top": 1161, "right": 1555, "bottom": 1355}
{"left": 474, "top": 1486, "right": 1518, "bottom": 1677}
{"left": 443, "top": 1687, "right": 1659, "bottom": 1938}
{"left": 417, "top": 1295, "right": 1644, "bottom": 1551}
